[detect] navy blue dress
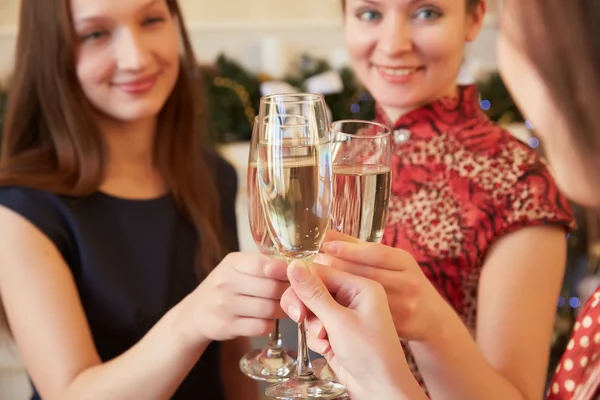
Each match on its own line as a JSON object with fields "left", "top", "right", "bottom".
{"left": 0, "top": 151, "right": 239, "bottom": 400}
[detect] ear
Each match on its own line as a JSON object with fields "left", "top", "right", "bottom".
{"left": 465, "top": 0, "right": 487, "bottom": 43}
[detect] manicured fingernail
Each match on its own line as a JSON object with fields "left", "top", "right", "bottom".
{"left": 323, "top": 242, "right": 340, "bottom": 255}
{"left": 287, "top": 305, "right": 301, "bottom": 323}
{"left": 290, "top": 260, "right": 310, "bottom": 283}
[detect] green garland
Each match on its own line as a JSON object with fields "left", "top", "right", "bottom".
{"left": 202, "top": 54, "right": 377, "bottom": 143}
{"left": 201, "top": 55, "right": 262, "bottom": 143}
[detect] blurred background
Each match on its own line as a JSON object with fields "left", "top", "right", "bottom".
{"left": 0, "top": 0, "right": 598, "bottom": 398}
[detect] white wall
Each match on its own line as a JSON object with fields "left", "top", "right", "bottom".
{"left": 0, "top": 0, "right": 343, "bottom": 26}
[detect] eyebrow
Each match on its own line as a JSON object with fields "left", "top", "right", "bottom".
{"left": 350, "top": 0, "right": 428, "bottom": 7}
{"left": 74, "top": 0, "right": 163, "bottom": 25}
{"left": 353, "top": 0, "right": 380, "bottom": 5}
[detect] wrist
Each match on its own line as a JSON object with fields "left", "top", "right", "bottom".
{"left": 375, "top": 368, "right": 426, "bottom": 400}
{"left": 423, "top": 295, "right": 456, "bottom": 348}
{"left": 169, "top": 295, "right": 212, "bottom": 354}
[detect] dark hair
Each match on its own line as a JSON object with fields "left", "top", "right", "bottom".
{"left": 504, "top": 0, "right": 600, "bottom": 163}
{"left": 0, "top": 0, "right": 223, "bottom": 275}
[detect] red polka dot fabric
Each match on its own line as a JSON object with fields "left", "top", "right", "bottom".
{"left": 547, "top": 288, "right": 600, "bottom": 399}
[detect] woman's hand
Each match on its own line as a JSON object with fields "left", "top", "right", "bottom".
{"left": 316, "top": 232, "right": 452, "bottom": 343}
{"left": 280, "top": 260, "right": 427, "bottom": 400}
{"left": 186, "top": 252, "right": 290, "bottom": 342}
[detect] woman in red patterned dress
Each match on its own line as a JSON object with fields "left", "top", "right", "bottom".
{"left": 283, "top": 0, "right": 574, "bottom": 399}
{"left": 311, "top": 0, "right": 574, "bottom": 398}
{"left": 279, "top": 1, "right": 600, "bottom": 399}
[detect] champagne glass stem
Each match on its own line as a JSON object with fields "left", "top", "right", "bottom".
{"left": 266, "top": 319, "right": 283, "bottom": 357}
{"left": 296, "top": 320, "right": 316, "bottom": 378}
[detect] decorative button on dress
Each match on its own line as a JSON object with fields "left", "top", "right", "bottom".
{"left": 375, "top": 85, "right": 576, "bottom": 389}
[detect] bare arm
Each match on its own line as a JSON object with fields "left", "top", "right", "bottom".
{"left": 220, "top": 337, "right": 260, "bottom": 400}
{"left": 0, "top": 206, "right": 211, "bottom": 400}
{"left": 410, "top": 226, "right": 567, "bottom": 400}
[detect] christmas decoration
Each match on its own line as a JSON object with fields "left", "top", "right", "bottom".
{"left": 200, "top": 55, "right": 262, "bottom": 144}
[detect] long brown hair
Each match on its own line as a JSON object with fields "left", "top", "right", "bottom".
{"left": 0, "top": 0, "right": 222, "bottom": 275}
{"left": 503, "top": 0, "right": 600, "bottom": 166}
{"left": 503, "top": 1, "right": 600, "bottom": 282}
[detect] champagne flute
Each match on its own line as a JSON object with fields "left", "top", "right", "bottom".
{"left": 312, "top": 120, "right": 392, "bottom": 384}
{"left": 330, "top": 120, "right": 392, "bottom": 243}
{"left": 257, "top": 94, "right": 346, "bottom": 399}
{"left": 239, "top": 118, "right": 298, "bottom": 382}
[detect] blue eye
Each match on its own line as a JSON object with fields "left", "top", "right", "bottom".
{"left": 357, "top": 9, "right": 383, "bottom": 22}
{"left": 414, "top": 7, "right": 442, "bottom": 21}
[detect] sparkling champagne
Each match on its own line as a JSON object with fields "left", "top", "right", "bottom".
{"left": 331, "top": 164, "right": 391, "bottom": 242}
{"left": 247, "top": 163, "right": 276, "bottom": 256}
{"left": 258, "top": 143, "right": 331, "bottom": 259}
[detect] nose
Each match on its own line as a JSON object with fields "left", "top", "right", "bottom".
{"left": 378, "top": 16, "right": 412, "bottom": 56}
{"left": 114, "top": 28, "right": 150, "bottom": 71}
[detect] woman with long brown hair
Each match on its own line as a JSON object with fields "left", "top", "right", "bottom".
{"left": 280, "top": 0, "right": 600, "bottom": 399}
{"left": 0, "top": 0, "right": 289, "bottom": 399}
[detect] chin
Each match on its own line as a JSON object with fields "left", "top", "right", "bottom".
{"left": 558, "top": 182, "right": 600, "bottom": 208}
{"left": 104, "top": 102, "right": 165, "bottom": 122}
{"left": 372, "top": 91, "right": 419, "bottom": 112}
{"left": 369, "top": 85, "right": 424, "bottom": 112}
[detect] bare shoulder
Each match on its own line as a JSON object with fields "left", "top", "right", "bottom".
{"left": 0, "top": 202, "right": 100, "bottom": 399}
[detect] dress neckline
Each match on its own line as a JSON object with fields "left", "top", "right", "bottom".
{"left": 374, "top": 84, "right": 485, "bottom": 130}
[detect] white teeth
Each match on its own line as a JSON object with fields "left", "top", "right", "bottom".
{"left": 379, "top": 67, "right": 419, "bottom": 76}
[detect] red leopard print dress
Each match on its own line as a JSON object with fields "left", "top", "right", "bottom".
{"left": 375, "top": 85, "right": 576, "bottom": 390}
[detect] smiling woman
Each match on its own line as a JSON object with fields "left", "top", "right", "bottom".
{"left": 72, "top": 0, "right": 181, "bottom": 123}
{"left": 0, "top": 1, "right": 288, "bottom": 399}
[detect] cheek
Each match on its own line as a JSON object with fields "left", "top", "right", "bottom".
{"left": 156, "top": 27, "right": 180, "bottom": 63}
{"left": 343, "top": 25, "right": 375, "bottom": 84}
{"left": 545, "top": 141, "right": 600, "bottom": 207}
{"left": 159, "top": 37, "right": 181, "bottom": 90}
{"left": 498, "top": 37, "right": 600, "bottom": 204}
{"left": 416, "top": 26, "right": 465, "bottom": 65}
{"left": 498, "top": 37, "right": 555, "bottom": 142}
{"left": 76, "top": 48, "right": 114, "bottom": 97}
{"left": 344, "top": 25, "right": 370, "bottom": 60}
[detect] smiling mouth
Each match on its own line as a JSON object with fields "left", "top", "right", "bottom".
{"left": 376, "top": 66, "right": 423, "bottom": 76}
{"left": 113, "top": 73, "right": 161, "bottom": 94}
